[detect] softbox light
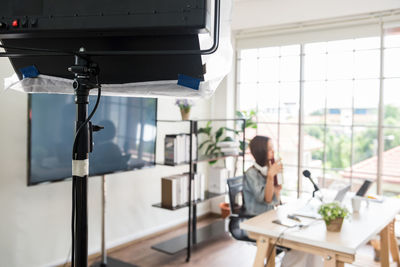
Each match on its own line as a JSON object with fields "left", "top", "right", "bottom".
{"left": 1, "top": 0, "right": 233, "bottom": 98}
{"left": 0, "top": 1, "right": 232, "bottom": 266}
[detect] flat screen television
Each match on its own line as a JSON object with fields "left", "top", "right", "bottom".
{"left": 28, "top": 94, "right": 157, "bottom": 185}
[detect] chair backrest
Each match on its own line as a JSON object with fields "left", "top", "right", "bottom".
{"left": 227, "top": 176, "right": 245, "bottom": 215}
{"left": 227, "top": 176, "right": 255, "bottom": 243}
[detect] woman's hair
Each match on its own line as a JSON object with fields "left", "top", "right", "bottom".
{"left": 249, "top": 135, "right": 271, "bottom": 167}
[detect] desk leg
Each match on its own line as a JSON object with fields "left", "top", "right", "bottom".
{"left": 380, "top": 224, "right": 390, "bottom": 267}
{"left": 266, "top": 240, "right": 276, "bottom": 267}
{"left": 323, "top": 253, "right": 337, "bottom": 267}
{"left": 253, "top": 236, "right": 269, "bottom": 267}
{"left": 389, "top": 219, "right": 400, "bottom": 266}
{"left": 336, "top": 261, "right": 345, "bottom": 267}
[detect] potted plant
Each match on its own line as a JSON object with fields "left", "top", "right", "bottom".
{"left": 175, "top": 99, "right": 194, "bottom": 120}
{"left": 318, "top": 202, "right": 349, "bottom": 232}
{"left": 197, "top": 109, "right": 258, "bottom": 166}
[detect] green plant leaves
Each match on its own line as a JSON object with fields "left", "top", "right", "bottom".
{"left": 224, "top": 127, "right": 240, "bottom": 135}
{"left": 199, "top": 139, "right": 212, "bottom": 150}
{"left": 197, "top": 112, "right": 258, "bottom": 165}
{"left": 205, "top": 143, "right": 215, "bottom": 155}
{"left": 215, "top": 127, "right": 224, "bottom": 142}
{"left": 246, "top": 120, "right": 257, "bottom": 129}
{"left": 318, "top": 202, "right": 349, "bottom": 224}
{"left": 198, "top": 126, "right": 211, "bottom": 136}
{"left": 221, "top": 136, "right": 234, "bottom": 142}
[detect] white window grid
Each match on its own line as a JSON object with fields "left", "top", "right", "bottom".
{"left": 236, "top": 33, "right": 400, "bottom": 196}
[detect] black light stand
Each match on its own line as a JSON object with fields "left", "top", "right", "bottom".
{"left": 69, "top": 49, "right": 100, "bottom": 267}
{"left": 70, "top": 49, "right": 138, "bottom": 267}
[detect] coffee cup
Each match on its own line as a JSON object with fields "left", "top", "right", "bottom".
{"left": 351, "top": 195, "right": 369, "bottom": 213}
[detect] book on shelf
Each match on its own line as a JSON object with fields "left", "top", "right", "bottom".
{"left": 161, "top": 176, "right": 179, "bottom": 208}
{"left": 217, "top": 141, "right": 240, "bottom": 156}
{"left": 164, "top": 134, "right": 197, "bottom": 165}
{"left": 161, "top": 172, "right": 206, "bottom": 209}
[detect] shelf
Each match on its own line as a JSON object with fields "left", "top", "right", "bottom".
{"left": 157, "top": 118, "right": 246, "bottom": 123}
{"left": 156, "top": 153, "right": 245, "bottom": 167}
{"left": 151, "top": 220, "right": 226, "bottom": 255}
{"left": 195, "top": 153, "right": 244, "bottom": 163}
{"left": 152, "top": 191, "right": 226, "bottom": 211}
{"left": 155, "top": 161, "right": 190, "bottom": 167}
{"left": 152, "top": 117, "right": 246, "bottom": 261}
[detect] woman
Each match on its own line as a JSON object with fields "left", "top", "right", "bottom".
{"left": 243, "top": 135, "right": 323, "bottom": 267}
{"left": 243, "top": 135, "right": 282, "bottom": 215}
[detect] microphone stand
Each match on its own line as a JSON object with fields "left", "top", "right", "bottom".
{"left": 312, "top": 184, "right": 319, "bottom": 199}
{"left": 309, "top": 180, "right": 323, "bottom": 202}
{"left": 303, "top": 172, "right": 323, "bottom": 202}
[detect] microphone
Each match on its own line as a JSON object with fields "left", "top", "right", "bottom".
{"left": 302, "top": 170, "right": 320, "bottom": 198}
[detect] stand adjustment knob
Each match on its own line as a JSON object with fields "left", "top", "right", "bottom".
{"left": 92, "top": 125, "right": 104, "bottom": 132}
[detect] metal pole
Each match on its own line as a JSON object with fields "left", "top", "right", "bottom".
{"left": 242, "top": 119, "right": 246, "bottom": 174}
{"left": 297, "top": 44, "right": 305, "bottom": 198}
{"left": 70, "top": 50, "right": 98, "bottom": 267}
{"left": 192, "top": 121, "right": 198, "bottom": 245}
{"left": 73, "top": 81, "right": 90, "bottom": 267}
{"left": 186, "top": 120, "right": 193, "bottom": 262}
{"left": 101, "top": 175, "right": 107, "bottom": 266}
{"left": 377, "top": 20, "right": 385, "bottom": 195}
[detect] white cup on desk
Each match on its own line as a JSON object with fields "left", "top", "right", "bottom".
{"left": 351, "top": 196, "right": 369, "bottom": 213}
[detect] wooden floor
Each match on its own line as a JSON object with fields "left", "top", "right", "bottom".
{"left": 88, "top": 214, "right": 395, "bottom": 267}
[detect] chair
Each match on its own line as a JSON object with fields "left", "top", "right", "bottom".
{"left": 227, "top": 176, "right": 288, "bottom": 254}
{"left": 227, "top": 176, "right": 254, "bottom": 242}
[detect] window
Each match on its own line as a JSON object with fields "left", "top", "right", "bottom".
{"left": 237, "top": 30, "right": 400, "bottom": 197}
{"left": 382, "top": 31, "right": 400, "bottom": 196}
{"left": 238, "top": 45, "right": 300, "bottom": 197}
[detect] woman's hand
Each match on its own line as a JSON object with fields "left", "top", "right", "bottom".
{"left": 267, "top": 160, "right": 283, "bottom": 178}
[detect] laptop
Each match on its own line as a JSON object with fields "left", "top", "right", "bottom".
{"left": 333, "top": 185, "right": 351, "bottom": 202}
{"left": 292, "top": 185, "right": 351, "bottom": 219}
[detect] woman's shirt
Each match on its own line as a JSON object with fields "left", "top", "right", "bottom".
{"left": 243, "top": 166, "right": 279, "bottom": 216}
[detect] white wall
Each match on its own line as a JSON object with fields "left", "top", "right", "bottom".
{"left": 232, "top": 0, "right": 400, "bottom": 30}
{"left": 0, "top": 56, "right": 215, "bottom": 267}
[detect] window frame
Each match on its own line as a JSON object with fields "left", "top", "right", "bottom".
{"left": 236, "top": 22, "right": 400, "bottom": 197}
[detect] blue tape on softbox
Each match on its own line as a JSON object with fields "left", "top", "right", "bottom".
{"left": 20, "top": 66, "right": 39, "bottom": 79}
{"left": 177, "top": 74, "right": 201, "bottom": 90}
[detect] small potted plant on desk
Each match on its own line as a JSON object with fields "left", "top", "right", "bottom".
{"left": 318, "top": 202, "right": 349, "bottom": 232}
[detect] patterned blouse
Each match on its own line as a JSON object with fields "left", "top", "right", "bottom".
{"left": 243, "top": 166, "right": 279, "bottom": 216}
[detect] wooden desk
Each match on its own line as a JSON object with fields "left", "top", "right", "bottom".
{"left": 240, "top": 197, "right": 400, "bottom": 267}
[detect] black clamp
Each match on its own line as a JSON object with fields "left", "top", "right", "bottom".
{"left": 89, "top": 124, "right": 104, "bottom": 153}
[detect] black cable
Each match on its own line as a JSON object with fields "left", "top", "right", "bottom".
{"left": 265, "top": 219, "right": 323, "bottom": 266}
{"left": 265, "top": 225, "right": 298, "bottom": 266}
{"left": 72, "top": 81, "right": 101, "bottom": 159}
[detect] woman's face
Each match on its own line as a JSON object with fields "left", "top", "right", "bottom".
{"left": 266, "top": 140, "right": 274, "bottom": 161}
